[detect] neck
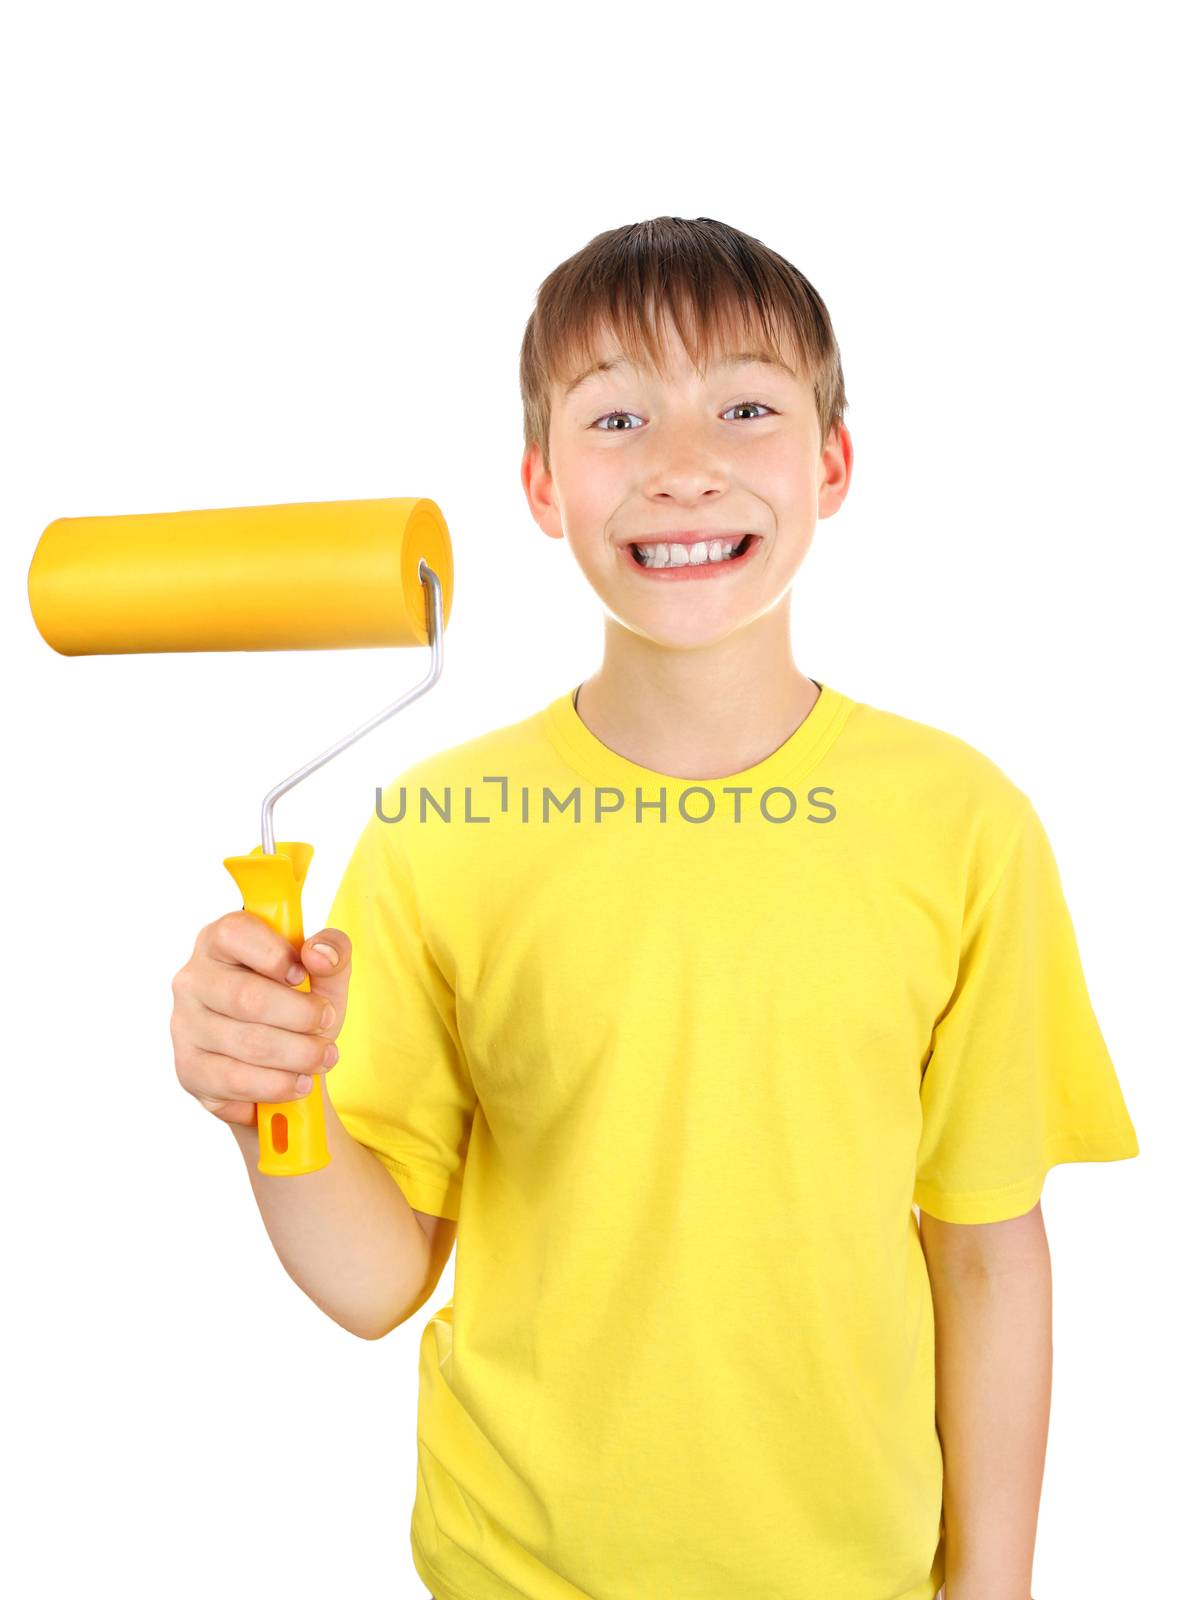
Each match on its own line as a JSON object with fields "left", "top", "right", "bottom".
{"left": 572, "top": 604, "right": 820, "bottom": 781}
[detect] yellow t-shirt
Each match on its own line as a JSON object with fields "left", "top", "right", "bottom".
{"left": 326, "top": 681, "right": 1139, "bottom": 1600}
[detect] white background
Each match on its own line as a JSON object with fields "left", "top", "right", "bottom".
{"left": 3, "top": 3, "right": 1197, "bottom": 1595}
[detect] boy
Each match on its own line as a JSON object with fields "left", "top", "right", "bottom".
{"left": 175, "top": 216, "right": 1139, "bottom": 1599}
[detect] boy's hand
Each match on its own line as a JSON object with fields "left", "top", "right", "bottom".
{"left": 170, "top": 913, "right": 353, "bottom": 1127}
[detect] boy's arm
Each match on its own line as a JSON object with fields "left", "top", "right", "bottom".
{"left": 919, "top": 1203, "right": 1050, "bottom": 1600}
{"left": 229, "top": 1074, "right": 454, "bottom": 1340}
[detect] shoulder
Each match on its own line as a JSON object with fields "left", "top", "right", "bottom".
{"left": 839, "top": 691, "right": 1036, "bottom": 884}
{"left": 356, "top": 699, "right": 557, "bottom": 891}
{"left": 845, "top": 693, "right": 1025, "bottom": 798}
{"left": 377, "top": 699, "right": 553, "bottom": 805}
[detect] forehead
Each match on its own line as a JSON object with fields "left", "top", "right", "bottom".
{"left": 560, "top": 344, "right": 799, "bottom": 401}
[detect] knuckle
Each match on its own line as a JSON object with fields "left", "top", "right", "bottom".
{"left": 228, "top": 1062, "right": 259, "bottom": 1101}
{"left": 229, "top": 974, "right": 260, "bottom": 1019}
{"left": 242, "top": 1022, "right": 273, "bottom": 1063}
{"left": 171, "top": 1015, "right": 197, "bottom": 1057}
{"left": 210, "top": 912, "right": 241, "bottom": 947}
{"left": 171, "top": 965, "right": 192, "bottom": 1001}
{"left": 216, "top": 911, "right": 254, "bottom": 958}
{"left": 174, "top": 1042, "right": 199, "bottom": 1087}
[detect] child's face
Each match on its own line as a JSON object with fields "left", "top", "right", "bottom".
{"left": 523, "top": 314, "right": 852, "bottom": 652}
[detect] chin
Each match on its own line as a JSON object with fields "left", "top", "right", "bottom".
{"left": 609, "top": 599, "right": 776, "bottom": 651}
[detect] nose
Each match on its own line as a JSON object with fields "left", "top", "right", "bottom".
{"left": 641, "top": 419, "right": 730, "bottom": 502}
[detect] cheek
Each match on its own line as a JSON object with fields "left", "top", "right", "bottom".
{"left": 562, "top": 468, "right": 626, "bottom": 539}
{"left": 559, "top": 498, "right": 613, "bottom": 567}
{"left": 763, "top": 453, "right": 820, "bottom": 516}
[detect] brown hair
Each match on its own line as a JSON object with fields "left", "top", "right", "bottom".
{"left": 519, "top": 216, "right": 848, "bottom": 473}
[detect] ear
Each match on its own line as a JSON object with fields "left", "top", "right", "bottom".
{"left": 520, "top": 440, "right": 566, "bottom": 542}
{"left": 817, "top": 422, "right": 854, "bottom": 521}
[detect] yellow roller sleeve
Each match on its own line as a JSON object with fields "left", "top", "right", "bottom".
{"left": 27, "top": 496, "right": 453, "bottom": 654}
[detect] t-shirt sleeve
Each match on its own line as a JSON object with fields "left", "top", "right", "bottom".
{"left": 323, "top": 811, "right": 477, "bottom": 1222}
{"left": 913, "top": 797, "right": 1139, "bottom": 1223}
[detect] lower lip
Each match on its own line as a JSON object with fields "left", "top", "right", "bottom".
{"left": 620, "top": 536, "right": 763, "bottom": 581}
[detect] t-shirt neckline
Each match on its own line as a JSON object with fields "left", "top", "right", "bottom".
{"left": 541, "top": 679, "right": 855, "bottom": 792}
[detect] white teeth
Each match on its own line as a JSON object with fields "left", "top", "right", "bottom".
{"left": 633, "top": 538, "right": 743, "bottom": 568}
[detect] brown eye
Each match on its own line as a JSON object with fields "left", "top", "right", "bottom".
{"left": 723, "top": 402, "right": 774, "bottom": 421}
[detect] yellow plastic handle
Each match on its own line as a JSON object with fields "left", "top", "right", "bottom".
{"left": 222, "top": 841, "right": 331, "bottom": 1176}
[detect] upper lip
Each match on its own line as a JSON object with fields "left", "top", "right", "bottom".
{"left": 621, "top": 530, "right": 757, "bottom": 547}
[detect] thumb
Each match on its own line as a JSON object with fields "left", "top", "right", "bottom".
{"left": 297, "top": 927, "right": 352, "bottom": 1031}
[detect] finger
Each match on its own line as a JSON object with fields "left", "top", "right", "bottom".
{"left": 200, "top": 910, "right": 307, "bottom": 987}
{"left": 299, "top": 927, "right": 351, "bottom": 980}
{"left": 298, "top": 927, "right": 353, "bottom": 1027}
{"left": 192, "top": 1011, "right": 339, "bottom": 1077}
{"left": 195, "top": 1094, "right": 258, "bottom": 1128}
{"left": 182, "top": 1044, "right": 325, "bottom": 1107}
{"left": 202, "top": 960, "right": 334, "bottom": 1036}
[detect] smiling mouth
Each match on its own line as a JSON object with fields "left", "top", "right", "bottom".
{"left": 625, "top": 534, "right": 760, "bottom": 573}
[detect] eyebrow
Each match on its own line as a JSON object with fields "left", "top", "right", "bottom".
{"left": 562, "top": 349, "right": 795, "bottom": 399}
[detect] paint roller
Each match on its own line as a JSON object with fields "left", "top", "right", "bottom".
{"left": 27, "top": 497, "right": 453, "bottom": 1177}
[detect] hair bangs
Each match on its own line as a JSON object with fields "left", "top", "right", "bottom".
{"left": 520, "top": 216, "right": 847, "bottom": 470}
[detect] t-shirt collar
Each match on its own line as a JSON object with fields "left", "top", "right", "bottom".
{"left": 541, "top": 680, "right": 855, "bottom": 792}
